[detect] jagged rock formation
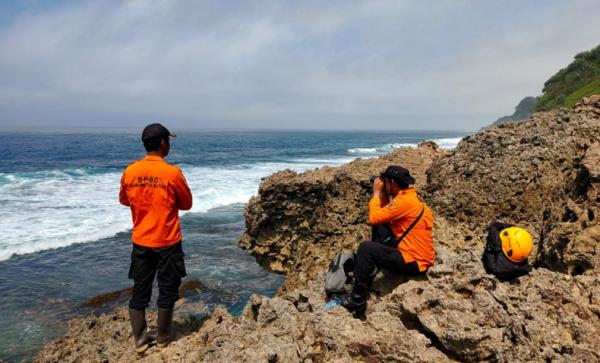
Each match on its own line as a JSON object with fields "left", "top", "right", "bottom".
{"left": 239, "top": 142, "right": 444, "bottom": 292}
{"left": 35, "top": 96, "right": 600, "bottom": 362}
{"left": 34, "top": 244, "right": 600, "bottom": 362}
{"left": 426, "top": 95, "right": 600, "bottom": 275}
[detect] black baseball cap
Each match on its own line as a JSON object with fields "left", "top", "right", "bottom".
{"left": 141, "top": 123, "right": 176, "bottom": 143}
{"left": 380, "top": 165, "right": 415, "bottom": 185}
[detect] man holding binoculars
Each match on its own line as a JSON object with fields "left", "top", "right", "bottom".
{"left": 339, "top": 165, "right": 435, "bottom": 314}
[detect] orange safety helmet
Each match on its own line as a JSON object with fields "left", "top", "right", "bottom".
{"left": 499, "top": 226, "right": 533, "bottom": 263}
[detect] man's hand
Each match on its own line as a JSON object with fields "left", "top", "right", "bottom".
{"left": 373, "top": 177, "right": 384, "bottom": 197}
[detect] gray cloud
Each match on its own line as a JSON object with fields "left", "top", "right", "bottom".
{"left": 1, "top": 0, "right": 599, "bottom": 131}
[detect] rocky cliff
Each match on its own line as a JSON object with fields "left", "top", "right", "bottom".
{"left": 35, "top": 96, "right": 600, "bottom": 362}
{"left": 426, "top": 95, "right": 600, "bottom": 275}
{"left": 238, "top": 142, "right": 444, "bottom": 292}
{"left": 488, "top": 96, "right": 538, "bottom": 128}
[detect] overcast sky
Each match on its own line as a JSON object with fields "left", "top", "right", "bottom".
{"left": 0, "top": 0, "right": 599, "bottom": 131}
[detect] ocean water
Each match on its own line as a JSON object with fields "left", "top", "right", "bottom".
{"left": 0, "top": 129, "right": 464, "bottom": 361}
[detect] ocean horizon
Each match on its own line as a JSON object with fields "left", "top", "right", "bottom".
{"left": 0, "top": 129, "right": 465, "bottom": 361}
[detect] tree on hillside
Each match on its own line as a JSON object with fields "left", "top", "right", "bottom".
{"left": 536, "top": 44, "right": 600, "bottom": 111}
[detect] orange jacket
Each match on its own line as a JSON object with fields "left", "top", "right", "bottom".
{"left": 119, "top": 155, "right": 192, "bottom": 248}
{"left": 369, "top": 187, "right": 434, "bottom": 271}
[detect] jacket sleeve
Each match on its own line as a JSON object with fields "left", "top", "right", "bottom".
{"left": 379, "top": 194, "right": 390, "bottom": 207}
{"left": 368, "top": 195, "right": 412, "bottom": 225}
{"left": 174, "top": 170, "right": 193, "bottom": 210}
{"left": 119, "top": 173, "right": 130, "bottom": 206}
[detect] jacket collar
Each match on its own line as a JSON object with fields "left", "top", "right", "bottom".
{"left": 396, "top": 187, "right": 416, "bottom": 196}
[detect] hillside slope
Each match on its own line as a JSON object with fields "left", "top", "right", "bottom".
{"left": 488, "top": 96, "right": 539, "bottom": 128}
{"left": 536, "top": 44, "right": 600, "bottom": 111}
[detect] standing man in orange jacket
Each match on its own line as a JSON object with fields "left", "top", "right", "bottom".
{"left": 119, "top": 123, "right": 193, "bottom": 352}
{"left": 340, "top": 165, "right": 434, "bottom": 314}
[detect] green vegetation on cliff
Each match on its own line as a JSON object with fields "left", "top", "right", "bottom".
{"left": 535, "top": 44, "right": 600, "bottom": 111}
{"left": 488, "top": 45, "right": 600, "bottom": 128}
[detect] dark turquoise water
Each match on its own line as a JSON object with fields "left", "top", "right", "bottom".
{"left": 0, "top": 129, "right": 464, "bottom": 361}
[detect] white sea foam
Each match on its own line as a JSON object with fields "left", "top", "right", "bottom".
{"left": 0, "top": 135, "right": 466, "bottom": 261}
{"left": 0, "top": 158, "right": 350, "bottom": 261}
{"left": 432, "top": 137, "right": 464, "bottom": 149}
{"left": 348, "top": 147, "right": 379, "bottom": 154}
{"left": 291, "top": 157, "right": 357, "bottom": 164}
{"left": 347, "top": 137, "right": 463, "bottom": 156}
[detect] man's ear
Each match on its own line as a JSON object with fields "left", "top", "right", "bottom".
{"left": 158, "top": 139, "right": 170, "bottom": 156}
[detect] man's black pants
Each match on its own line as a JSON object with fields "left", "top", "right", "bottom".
{"left": 128, "top": 242, "right": 186, "bottom": 310}
{"left": 354, "top": 241, "right": 421, "bottom": 286}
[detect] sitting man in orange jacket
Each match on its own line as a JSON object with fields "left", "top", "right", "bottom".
{"left": 340, "top": 165, "right": 435, "bottom": 314}
{"left": 119, "top": 123, "right": 193, "bottom": 352}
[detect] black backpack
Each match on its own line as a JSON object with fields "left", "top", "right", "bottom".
{"left": 482, "top": 222, "right": 532, "bottom": 280}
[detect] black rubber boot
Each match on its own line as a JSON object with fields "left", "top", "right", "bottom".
{"left": 339, "top": 283, "right": 368, "bottom": 316}
{"left": 128, "top": 308, "right": 154, "bottom": 353}
{"left": 156, "top": 307, "right": 174, "bottom": 348}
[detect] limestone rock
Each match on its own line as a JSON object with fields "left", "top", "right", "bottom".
{"left": 425, "top": 100, "right": 600, "bottom": 274}
{"left": 238, "top": 142, "right": 444, "bottom": 292}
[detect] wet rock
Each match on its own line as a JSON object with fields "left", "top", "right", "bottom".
{"left": 178, "top": 278, "right": 206, "bottom": 298}
{"left": 80, "top": 287, "right": 133, "bottom": 308}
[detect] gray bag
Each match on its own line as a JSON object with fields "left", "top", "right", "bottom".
{"left": 325, "top": 252, "right": 355, "bottom": 297}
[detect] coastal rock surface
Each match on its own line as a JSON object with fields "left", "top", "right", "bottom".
{"left": 426, "top": 95, "right": 600, "bottom": 275}
{"left": 35, "top": 96, "right": 600, "bottom": 362}
{"left": 35, "top": 246, "right": 600, "bottom": 362}
{"left": 239, "top": 141, "right": 444, "bottom": 292}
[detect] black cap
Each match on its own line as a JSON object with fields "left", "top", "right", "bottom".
{"left": 380, "top": 165, "right": 415, "bottom": 185}
{"left": 141, "top": 123, "right": 176, "bottom": 143}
